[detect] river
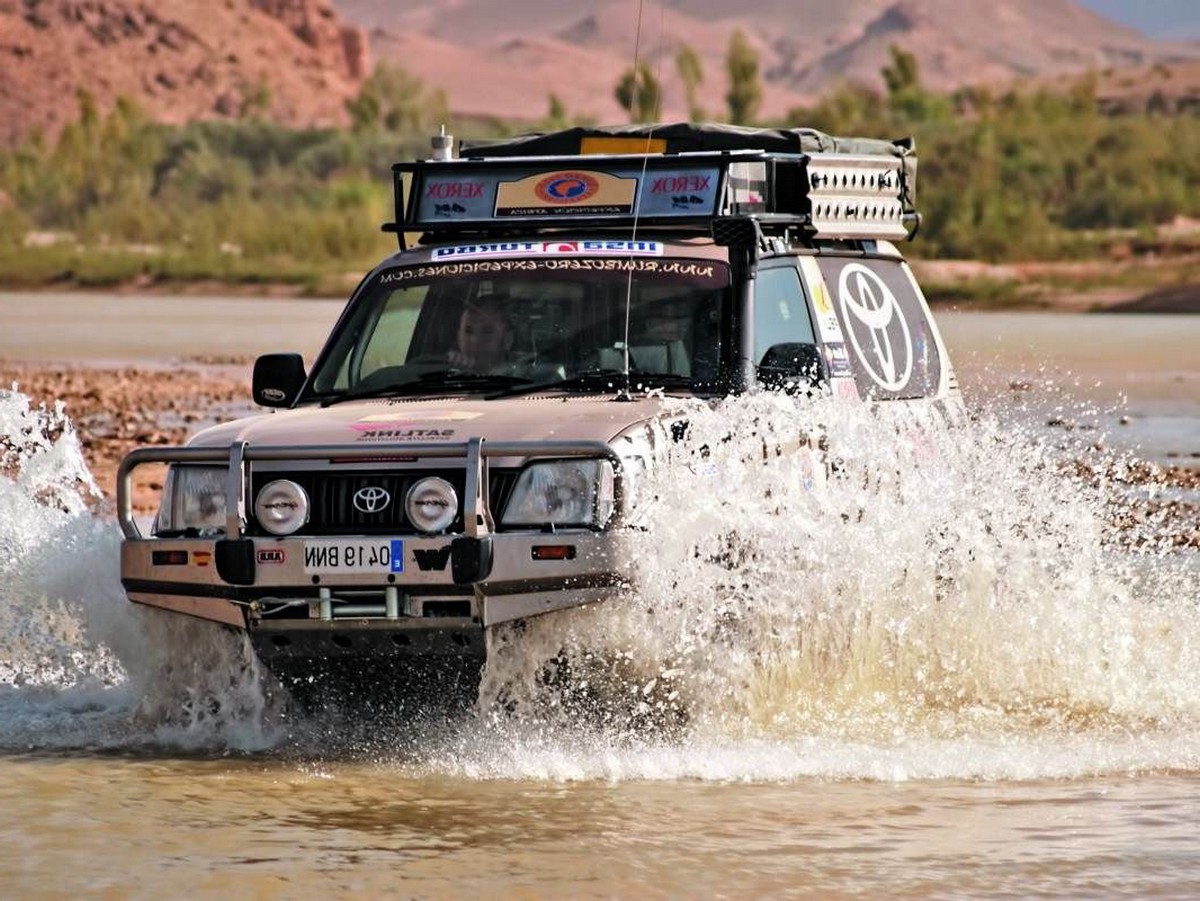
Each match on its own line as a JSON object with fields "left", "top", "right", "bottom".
{"left": 1, "top": 292, "right": 1198, "bottom": 898}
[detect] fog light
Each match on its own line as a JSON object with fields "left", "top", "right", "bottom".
{"left": 254, "top": 479, "right": 309, "bottom": 536}
{"left": 405, "top": 477, "right": 458, "bottom": 533}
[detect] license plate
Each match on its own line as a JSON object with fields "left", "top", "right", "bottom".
{"left": 303, "top": 539, "right": 404, "bottom": 574}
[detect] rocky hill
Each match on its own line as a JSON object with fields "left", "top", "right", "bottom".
{"left": 1, "top": 0, "right": 1197, "bottom": 148}
{"left": 0, "top": 0, "right": 368, "bottom": 145}
{"left": 337, "top": 0, "right": 1200, "bottom": 122}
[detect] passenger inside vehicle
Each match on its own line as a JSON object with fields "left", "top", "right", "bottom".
{"left": 447, "top": 295, "right": 515, "bottom": 372}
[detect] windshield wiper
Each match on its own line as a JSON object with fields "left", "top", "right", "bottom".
{"left": 321, "top": 370, "right": 533, "bottom": 406}
{"left": 486, "top": 370, "right": 695, "bottom": 400}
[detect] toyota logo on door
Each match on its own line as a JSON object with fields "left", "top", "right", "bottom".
{"left": 352, "top": 486, "right": 391, "bottom": 514}
{"left": 836, "top": 263, "right": 913, "bottom": 393}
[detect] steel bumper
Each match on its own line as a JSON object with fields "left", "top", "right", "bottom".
{"left": 121, "top": 529, "right": 630, "bottom": 629}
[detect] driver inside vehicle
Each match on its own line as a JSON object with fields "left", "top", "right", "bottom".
{"left": 448, "top": 295, "right": 515, "bottom": 372}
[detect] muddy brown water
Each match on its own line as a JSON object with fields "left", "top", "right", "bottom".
{"left": 1, "top": 291, "right": 1198, "bottom": 897}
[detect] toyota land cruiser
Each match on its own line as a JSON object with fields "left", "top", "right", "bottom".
{"left": 116, "top": 122, "right": 959, "bottom": 700}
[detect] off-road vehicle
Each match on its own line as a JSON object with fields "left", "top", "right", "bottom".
{"left": 117, "top": 123, "right": 959, "bottom": 697}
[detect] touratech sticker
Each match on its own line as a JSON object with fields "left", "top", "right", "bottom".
{"left": 192, "top": 550, "right": 212, "bottom": 567}
{"left": 431, "top": 240, "right": 663, "bottom": 259}
{"left": 836, "top": 262, "right": 913, "bottom": 392}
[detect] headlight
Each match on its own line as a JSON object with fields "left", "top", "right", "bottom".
{"left": 254, "top": 479, "right": 310, "bottom": 536}
{"left": 501, "top": 460, "right": 615, "bottom": 528}
{"left": 153, "top": 465, "right": 227, "bottom": 536}
{"left": 405, "top": 477, "right": 458, "bottom": 533}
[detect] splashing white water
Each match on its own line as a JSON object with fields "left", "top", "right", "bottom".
{"left": 466, "top": 391, "right": 1200, "bottom": 780}
{"left": 1, "top": 382, "right": 1197, "bottom": 779}
{"left": 0, "top": 387, "right": 282, "bottom": 751}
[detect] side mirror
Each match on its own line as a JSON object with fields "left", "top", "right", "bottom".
{"left": 757, "top": 343, "right": 828, "bottom": 393}
{"left": 252, "top": 353, "right": 307, "bottom": 408}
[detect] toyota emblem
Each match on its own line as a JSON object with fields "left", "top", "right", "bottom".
{"left": 352, "top": 486, "right": 391, "bottom": 514}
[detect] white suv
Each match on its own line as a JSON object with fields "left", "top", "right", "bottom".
{"left": 117, "top": 123, "right": 959, "bottom": 701}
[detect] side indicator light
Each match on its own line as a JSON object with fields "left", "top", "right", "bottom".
{"left": 532, "top": 545, "right": 576, "bottom": 561}
{"left": 152, "top": 550, "right": 190, "bottom": 566}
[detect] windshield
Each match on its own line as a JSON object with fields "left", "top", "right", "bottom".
{"left": 307, "top": 256, "right": 729, "bottom": 399}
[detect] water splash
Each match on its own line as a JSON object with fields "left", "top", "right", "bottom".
{"left": 1, "top": 381, "right": 1197, "bottom": 779}
{"left": 0, "top": 387, "right": 281, "bottom": 752}
{"left": 468, "top": 391, "right": 1200, "bottom": 779}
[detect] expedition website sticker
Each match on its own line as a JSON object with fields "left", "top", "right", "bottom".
{"left": 431, "top": 240, "right": 663, "bottom": 259}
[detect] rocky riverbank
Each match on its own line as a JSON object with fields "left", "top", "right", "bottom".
{"left": 1, "top": 360, "right": 252, "bottom": 512}
{"left": 2, "top": 358, "right": 1196, "bottom": 547}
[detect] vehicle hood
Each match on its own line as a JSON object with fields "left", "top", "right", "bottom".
{"left": 187, "top": 395, "right": 671, "bottom": 454}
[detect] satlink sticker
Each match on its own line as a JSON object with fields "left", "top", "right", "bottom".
{"left": 357, "top": 428, "right": 456, "bottom": 442}
{"left": 351, "top": 411, "right": 482, "bottom": 431}
{"left": 798, "top": 256, "right": 844, "bottom": 342}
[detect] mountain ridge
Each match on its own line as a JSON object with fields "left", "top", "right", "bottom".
{"left": 340, "top": 0, "right": 1199, "bottom": 122}
{"left": 1, "top": 0, "right": 1197, "bottom": 148}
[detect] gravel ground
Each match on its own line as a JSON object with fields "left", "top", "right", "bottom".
{"left": 1, "top": 359, "right": 253, "bottom": 513}
{"left": 2, "top": 358, "right": 1196, "bottom": 546}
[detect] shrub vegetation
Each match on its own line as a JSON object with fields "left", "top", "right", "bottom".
{"left": 1, "top": 53, "right": 1197, "bottom": 290}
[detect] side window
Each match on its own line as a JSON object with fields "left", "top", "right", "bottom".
{"left": 754, "top": 265, "right": 816, "bottom": 364}
{"left": 356, "top": 286, "right": 426, "bottom": 383}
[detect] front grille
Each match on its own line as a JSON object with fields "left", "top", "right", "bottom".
{"left": 249, "top": 468, "right": 520, "bottom": 535}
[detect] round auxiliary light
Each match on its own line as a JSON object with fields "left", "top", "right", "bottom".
{"left": 254, "top": 479, "right": 310, "bottom": 536}
{"left": 405, "top": 477, "right": 458, "bottom": 534}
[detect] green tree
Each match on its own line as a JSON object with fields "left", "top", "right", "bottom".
{"left": 725, "top": 29, "right": 761, "bottom": 125}
{"left": 543, "top": 93, "right": 571, "bottom": 130}
{"left": 615, "top": 63, "right": 661, "bottom": 122}
{"left": 239, "top": 78, "right": 272, "bottom": 120}
{"left": 881, "top": 45, "right": 948, "bottom": 126}
{"left": 346, "top": 64, "right": 447, "bottom": 134}
{"left": 787, "top": 84, "right": 887, "bottom": 137}
{"left": 676, "top": 44, "right": 705, "bottom": 121}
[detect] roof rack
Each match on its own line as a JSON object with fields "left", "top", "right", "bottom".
{"left": 384, "top": 123, "right": 918, "bottom": 249}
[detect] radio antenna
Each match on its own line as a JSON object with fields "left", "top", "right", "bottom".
{"left": 618, "top": 0, "right": 664, "bottom": 401}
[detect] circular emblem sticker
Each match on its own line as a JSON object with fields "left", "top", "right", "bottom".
{"left": 535, "top": 172, "right": 599, "bottom": 205}
{"left": 837, "top": 263, "right": 912, "bottom": 392}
